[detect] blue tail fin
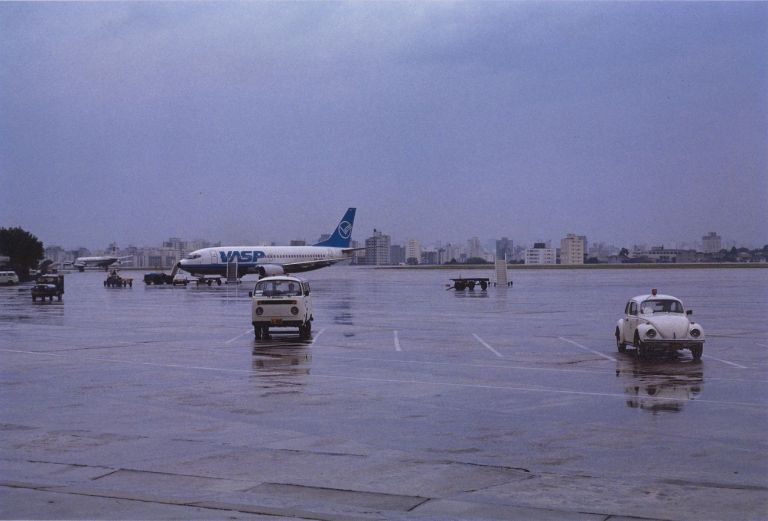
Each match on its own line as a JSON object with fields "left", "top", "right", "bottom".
{"left": 314, "top": 208, "right": 356, "bottom": 248}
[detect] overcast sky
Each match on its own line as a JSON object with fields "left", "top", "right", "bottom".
{"left": 1, "top": 2, "right": 766, "bottom": 250}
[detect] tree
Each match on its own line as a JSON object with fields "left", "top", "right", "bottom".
{"left": 0, "top": 227, "right": 44, "bottom": 282}
{"left": 465, "top": 257, "right": 489, "bottom": 264}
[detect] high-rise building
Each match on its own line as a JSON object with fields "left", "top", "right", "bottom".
{"left": 444, "top": 243, "right": 463, "bottom": 264}
{"left": 525, "top": 242, "right": 556, "bottom": 265}
{"left": 365, "top": 229, "right": 391, "bottom": 265}
{"left": 468, "top": 237, "right": 482, "bottom": 259}
{"left": 560, "top": 234, "right": 586, "bottom": 265}
{"left": 390, "top": 244, "right": 405, "bottom": 265}
{"left": 702, "top": 232, "right": 722, "bottom": 253}
{"left": 495, "top": 237, "right": 513, "bottom": 261}
{"left": 406, "top": 239, "right": 422, "bottom": 264}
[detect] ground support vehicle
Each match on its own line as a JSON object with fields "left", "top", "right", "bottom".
{"left": 143, "top": 272, "right": 174, "bottom": 285}
{"left": 194, "top": 275, "right": 222, "bottom": 286}
{"left": 250, "top": 276, "right": 313, "bottom": 340}
{"left": 31, "top": 274, "right": 64, "bottom": 302}
{"left": 104, "top": 272, "right": 133, "bottom": 288}
{"left": 172, "top": 275, "right": 190, "bottom": 286}
{"left": 615, "top": 289, "right": 704, "bottom": 360}
{"left": 0, "top": 271, "right": 20, "bottom": 285}
{"left": 448, "top": 277, "right": 490, "bottom": 291}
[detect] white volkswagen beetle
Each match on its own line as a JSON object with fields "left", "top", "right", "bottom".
{"left": 615, "top": 289, "right": 704, "bottom": 360}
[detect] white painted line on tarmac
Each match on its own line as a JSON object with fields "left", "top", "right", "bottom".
{"left": 310, "top": 328, "right": 326, "bottom": 346}
{"left": 225, "top": 328, "right": 254, "bottom": 344}
{"left": 702, "top": 354, "right": 747, "bottom": 369}
{"left": 558, "top": 337, "right": 616, "bottom": 362}
{"left": 2, "top": 348, "right": 763, "bottom": 408}
{"left": 307, "top": 373, "right": 766, "bottom": 409}
{"left": 393, "top": 330, "right": 402, "bottom": 352}
{"left": 472, "top": 333, "right": 503, "bottom": 358}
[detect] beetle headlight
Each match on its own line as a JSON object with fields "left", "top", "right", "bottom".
{"left": 690, "top": 328, "right": 701, "bottom": 338}
{"left": 255, "top": 307, "right": 263, "bottom": 316}
{"left": 646, "top": 329, "right": 657, "bottom": 339}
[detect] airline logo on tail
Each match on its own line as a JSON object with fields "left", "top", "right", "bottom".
{"left": 338, "top": 221, "right": 353, "bottom": 239}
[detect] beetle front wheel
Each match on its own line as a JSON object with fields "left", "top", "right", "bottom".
{"left": 615, "top": 328, "right": 626, "bottom": 353}
{"left": 635, "top": 335, "right": 646, "bottom": 359}
{"left": 691, "top": 345, "right": 703, "bottom": 360}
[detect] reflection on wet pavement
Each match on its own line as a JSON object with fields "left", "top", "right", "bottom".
{"left": 616, "top": 353, "right": 704, "bottom": 413}
{"left": 252, "top": 340, "right": 312, "bottom": 378}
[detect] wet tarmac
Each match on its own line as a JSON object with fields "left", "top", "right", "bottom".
{"left": 1, "top": 267, "right": 767, "bottom": 520}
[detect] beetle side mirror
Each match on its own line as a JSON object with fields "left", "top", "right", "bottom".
{"left": 686, "top": 310, "right": 692, "bottom": 316}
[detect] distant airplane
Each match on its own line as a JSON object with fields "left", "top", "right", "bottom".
{"left": 72, "top": 255, "right": 132, "bottom": 272}
{"left": 178, "top": 208, "right": 360, "bottom": 279}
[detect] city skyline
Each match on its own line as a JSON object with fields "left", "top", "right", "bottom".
{"left": 43, "top": 228, "right": 751, "bottom": 259}
{"left": 2, "top": 3, "right": 766, "bottom": 249}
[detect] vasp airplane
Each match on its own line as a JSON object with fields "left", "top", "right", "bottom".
{"left": 178, "top": 208, "right": 359, "bottom": 279}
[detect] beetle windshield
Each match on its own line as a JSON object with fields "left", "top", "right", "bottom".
{"left": 253, "top": 280, "right": 303, "bottom": 297}
{"left": 640, "top": 299, "right": 683, "bottom": 314}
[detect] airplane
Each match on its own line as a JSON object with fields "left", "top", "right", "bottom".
{"left": 178, "top": 208, "right": 360, "bottom": 280}
{"left": 71, "top": 255, "right": 132, "bottom": 272}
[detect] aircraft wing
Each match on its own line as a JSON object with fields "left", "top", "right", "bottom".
{"left": 342, "top": 247, "right": 367, "bottom": 254}
{"left": 282, "top": 256, "right": 349, "bottom": 273}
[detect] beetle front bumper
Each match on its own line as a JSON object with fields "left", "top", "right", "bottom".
{"left": 636, "top": 339, "right": 704, "bottom": 350}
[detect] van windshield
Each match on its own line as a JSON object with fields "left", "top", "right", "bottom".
{"left": 640, "top": 299, "right": 683, "bottom": 314}
{"left": 253, "top": 280, "right": 302, "bottom": 297}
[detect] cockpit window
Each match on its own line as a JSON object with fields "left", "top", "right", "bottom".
{"left": 253, "top": 280, "right": 303, "bottom": 297}
{"left": 184, "top": 253, "right": 202, "bottom": 260}
{"left": 640, "top": 299, "right": 683, "bottom": 314}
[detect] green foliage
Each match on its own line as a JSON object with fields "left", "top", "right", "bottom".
{"left": 465, "top": 257, "right": 489, "bottom": 264}
{"left": 0, "top": 227, "right": 44, "bottom": 281}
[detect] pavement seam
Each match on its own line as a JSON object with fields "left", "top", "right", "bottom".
{"left": 0, "top": 482, "right": 378, "bottom": 521}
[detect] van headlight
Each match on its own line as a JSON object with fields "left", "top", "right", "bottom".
{"left": 645, "top": 329, "right": 657, "bottom": 339}
{"left": 690, "top": 328, "right": 701, "bottom": 338}
{"left": 291, "top": 306, "right": 299, "bottom": 316}
{"left": 255, "top": 307, "right": 263, "bottom": 316}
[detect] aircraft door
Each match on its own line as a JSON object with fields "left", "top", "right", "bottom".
{"left": 211, "top": 251, "right": 218, "bottom": 264}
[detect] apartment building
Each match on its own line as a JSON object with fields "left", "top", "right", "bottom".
{"left": 560, "top": 234, "right": 586, "bottom": 265}
{"left": 525, "top": 242, "right": 557, "bottom": 265}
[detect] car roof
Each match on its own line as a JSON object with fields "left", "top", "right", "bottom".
{"left": 257, "top": 275, "right": 306, "bottom": 283}
{"left": 631, "top": 294, "right": 680, "bottom": 302}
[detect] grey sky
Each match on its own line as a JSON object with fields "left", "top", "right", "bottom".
{"left": 1, "top": 2, "right": 766, "bottom": 250}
